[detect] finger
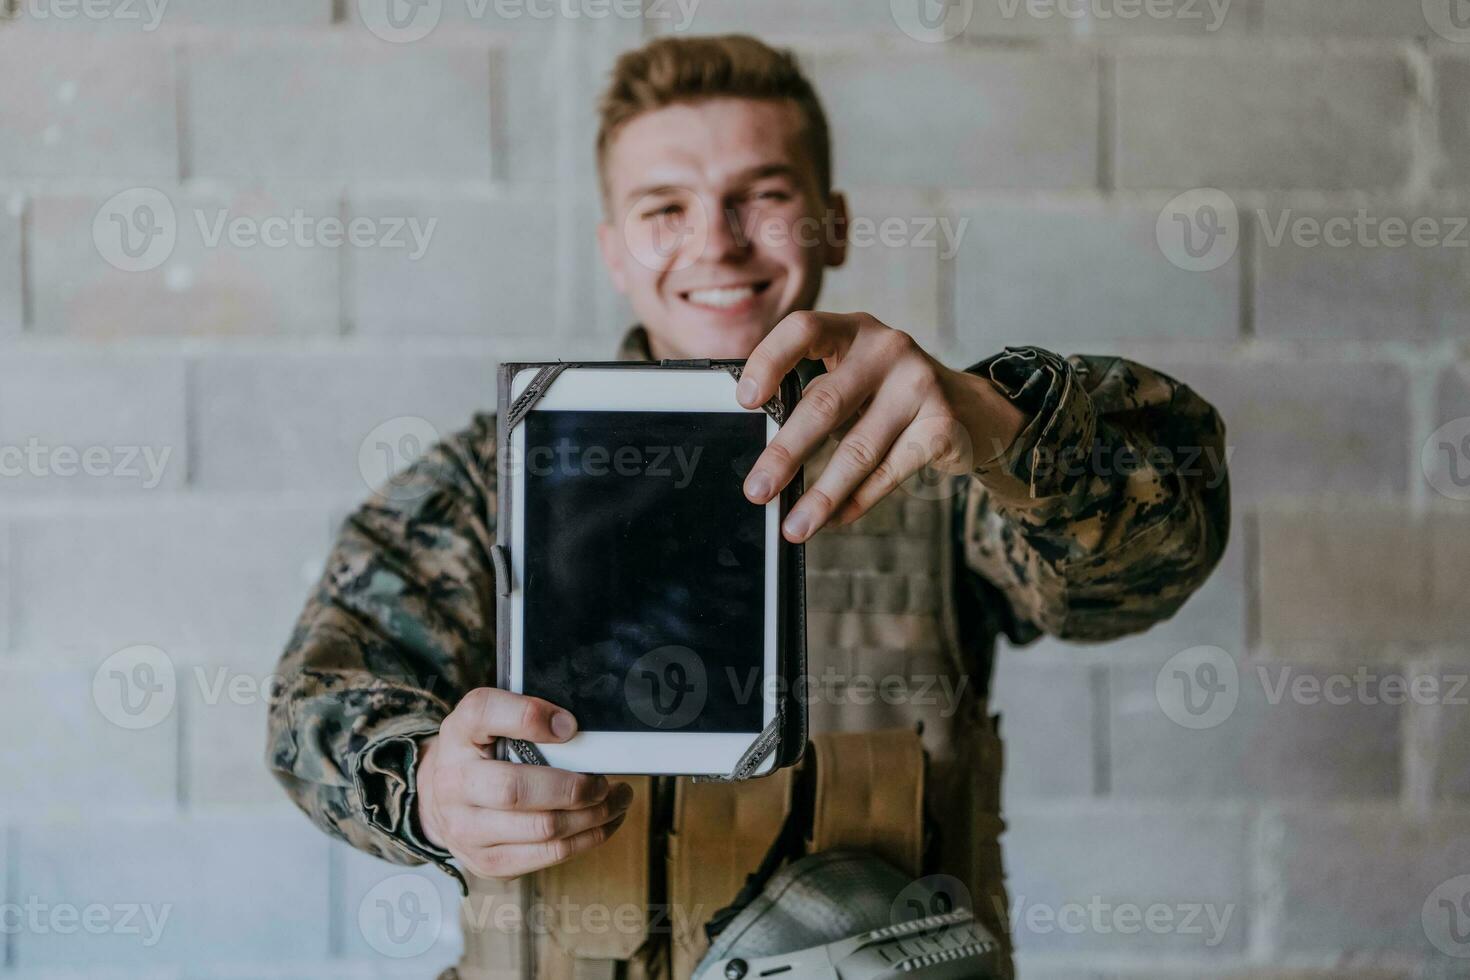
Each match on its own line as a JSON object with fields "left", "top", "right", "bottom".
{"left": 835, "top": 416, "right": 971, "bottom": 526}
{"left": 455, "top": 758, "right": 612, "bottom": 811}
{"left": 471, "top": 811, "right": 630, "bottom": 878}
{"left": 445, "top": 687, "right": 578, "bottom": 746}
{"left": 743, "top": 370, "right": 882, "bottom": 506}
{"left": 736, "top": 311, "right": 857, "bottom": 409}
{"left": 782, "top": 387, "right": 918, "bottom": 542}
{"left": 453, "top": 783, "right": 634, "bottom": 845}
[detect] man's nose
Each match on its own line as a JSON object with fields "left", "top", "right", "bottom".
{"left": 699, "top": 202, "right": 751, "bottom": 262}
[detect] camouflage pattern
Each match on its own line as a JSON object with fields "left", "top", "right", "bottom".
{"left": 265, "top": 324, "right": 1230, "bottom": 922}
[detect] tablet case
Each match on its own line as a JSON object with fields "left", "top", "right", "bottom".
{"left": 491, "top": 357, "right": 807, "bottom": 780}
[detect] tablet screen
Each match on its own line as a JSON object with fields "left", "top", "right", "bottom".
{"left": 522, "top": 409, "right": 769, "bottom": 734}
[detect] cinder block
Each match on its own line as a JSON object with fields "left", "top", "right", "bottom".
{"left": 806, "top": 50, "right": 1099, "bottom": 189}
{"left": 952, "top": 202, "right": 1240, "bottom": 351}
{"left": 7, "top": 503, "right": 333, "bottom": 654}
{"left": 1157, "top": 360, "right": 1409, "bottom": 504}
{"left": 159, "top": 0, "right": 334, "bottom": 24}
{"left": 30, "top": 189, "right": 340, "bottom": 337}
{"left": 186, "top": 37, "right": 492, "bottom": 179}
{"left": 348, "top": 196, "right": 556, "bottom": 337}
{"left": 1115, "top": 53, "right": 1412, "bottom": 190}
{"left": 0, "top": 664, "right": 177, "bottom": 818}
{"left": 645, "top": 0, "right": 1073, "bottom": 38}
{"left": 1003, "top": 803, "right": 1250, "bottom": 955}
{"left": 1268, "top": 806, "right": 1470, "bottom": 957}
{"left": 1440, "top": 57, "right": 1470, "bottom": 189}
{"left": 1254, "top": 203, "right": 1470, "bottom": 340}
{"left": 0, "top": 192, "right": 21, "bottom": 334}
{"left": 1258, "top": 512, "right": 1470, "bottom": 657}
{"left": 1261, "top": 0, "right": 1439, "bottom": 36}
{"left": 1109, "top": 658, "right": 1401, "bottom": 800}
{"left": 336, "top": 840, "right": 464, "bottom": 962}
{"left": 818, "top": 190, "right": 943, "bottom": 351}
{"left": 1409, "top": 664, "right": 1470, "bottom": 803}
{"left": 0, "top": 32, "right": 177, "bottom": 178}
{"left": 192, "top": 352, "right": 498, "bottom": 493}
{"left": 343, "top": 0, "right": 645, "bottom": 35}
{"left": 989, "top": 656, "right": 1096, "bottom": 799}
{"left": 183, "top": 655, "right": 290, "bottom": 808}
{"left": 11, "top": 815, "right": 330, "bottom": 966}
{"left": 0, "top": 352, "right": 186, "bottom": 495}
{"left": 1429, "top": 365, "right": 1470, "bottom": 503}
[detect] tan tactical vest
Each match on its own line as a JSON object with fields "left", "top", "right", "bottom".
{"left": 446, "top": 441, "right": 1013, "bottom": 980}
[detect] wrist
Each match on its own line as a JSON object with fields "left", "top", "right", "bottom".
{"left": 412, "top": 733, "right": 447, "bottom": 851}
{"left": 945, "top": 365, "right": 1027, "bottom": 468}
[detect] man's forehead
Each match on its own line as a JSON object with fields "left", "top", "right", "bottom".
{"left": 605, "top": 98, "right": 815, "bottom": 202}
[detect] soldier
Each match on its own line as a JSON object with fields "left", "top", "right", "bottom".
{"left": 267, "top": 33, "right": 1230, "bottom": 980}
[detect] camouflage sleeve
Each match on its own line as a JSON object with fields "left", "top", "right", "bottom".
{"left": 959, "top": 347, "right": 1230, "bottom": 642}
{"left": 266, "top": 412, "right": 500, "bottom": 894}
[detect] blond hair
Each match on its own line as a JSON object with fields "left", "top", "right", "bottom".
{"left": 596, "top": 34, "right": 832, "bottom": 202}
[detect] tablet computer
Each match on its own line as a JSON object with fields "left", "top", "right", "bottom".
{"left": 493, "top": 359, "right": 806, "bottom": 779}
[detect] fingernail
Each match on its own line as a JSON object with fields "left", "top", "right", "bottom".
{"left": 737, "top": 378, "right": 758, "bottom": 406}
{"left": 784, "top": 508, "right": 811, "bottom": 541}
{"left": 551, "top": 711, "right": 576, "bottom": 739}
{"left": 746, "top": 473, "right": 772, "bottom": 501}
{"left": 612, "top": 783, "right": 634, "bottom": 808}
{"left": 592, "top": 775, "right": 610, "bottom": 797}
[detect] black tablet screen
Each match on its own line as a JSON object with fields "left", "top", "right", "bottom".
{"left": 522, "top": 409, "right": 769, "bottom": 734}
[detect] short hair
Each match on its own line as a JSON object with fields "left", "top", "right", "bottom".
{"left": 596, "top": 34, "right": 832, "bottom": 204}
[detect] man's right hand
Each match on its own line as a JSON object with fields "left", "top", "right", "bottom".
{"left": 415, "top": 687, "right": 634, "bottom": 879}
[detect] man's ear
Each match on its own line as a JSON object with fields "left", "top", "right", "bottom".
{"left": 596, "top": 219, "right": 628, "bottom": 294}
{"left": 824, "top": 190, "right": 849, "bottom": 270}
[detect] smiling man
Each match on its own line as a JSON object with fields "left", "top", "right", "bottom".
{"left": 267, "top": 33, "right": 1230, "bottom": 980}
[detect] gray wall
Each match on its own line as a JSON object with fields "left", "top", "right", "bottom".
{"left": 0, "top": 0, "right": 1468, "bottom": 976}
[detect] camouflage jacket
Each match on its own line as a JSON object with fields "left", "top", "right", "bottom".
{"left": 265, "top": 326, "right": 1230, "bottom": 890}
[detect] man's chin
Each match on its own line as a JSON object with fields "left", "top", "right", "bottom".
{"left": 650, "top": 319, "right": 773, "bottom": 360}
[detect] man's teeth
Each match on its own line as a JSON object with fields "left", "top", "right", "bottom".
{"left": 687, "top": 285, "right": 756, "bottom": 308}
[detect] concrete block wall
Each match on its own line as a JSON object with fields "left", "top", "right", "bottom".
{"left": 0, "top": 0, "right": 1465, "bottom": 975}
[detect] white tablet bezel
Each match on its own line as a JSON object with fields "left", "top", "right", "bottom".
{"left": 507, "top": 366, "right": 780, "bottom": 776}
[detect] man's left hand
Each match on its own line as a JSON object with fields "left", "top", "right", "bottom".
{"left": 737, "top": 311, "right": 1026, "bottom": 543}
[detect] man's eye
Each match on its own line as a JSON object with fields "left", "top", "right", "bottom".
{"left": 642, "top": 204, "right": 682, "bottom": 220}
{"left": 755, "top": 190, "right": 791, "bottom": 203}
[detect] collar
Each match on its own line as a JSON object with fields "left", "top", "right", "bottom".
{"left": 615, "top": 324, "right": 826, "bottom": 388}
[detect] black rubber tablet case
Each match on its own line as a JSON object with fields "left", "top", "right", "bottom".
{"left": 491, "top": 357, "right": 807, "bottom": 781}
